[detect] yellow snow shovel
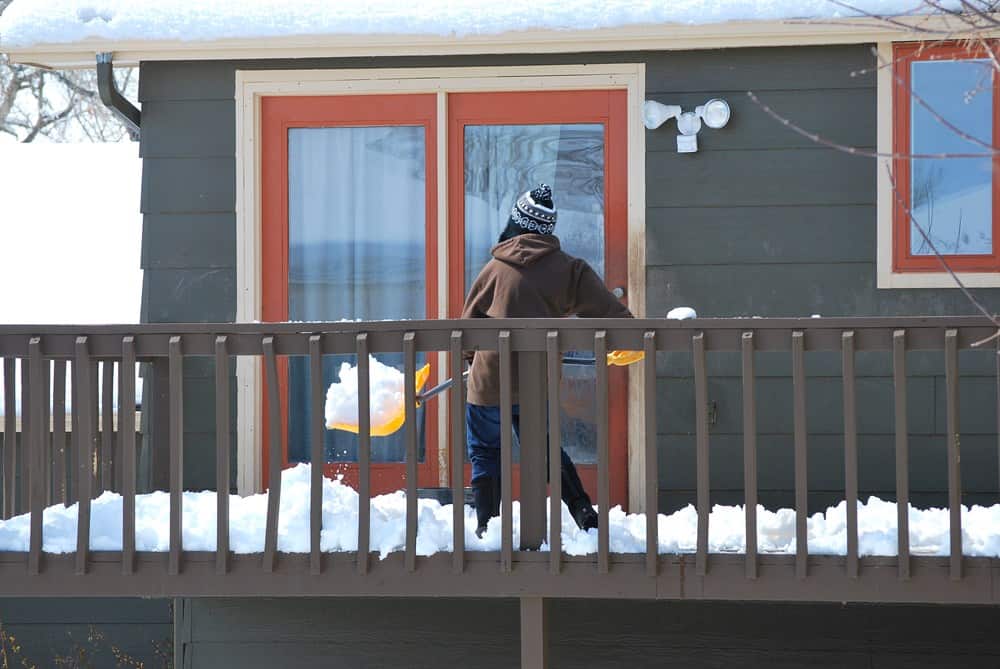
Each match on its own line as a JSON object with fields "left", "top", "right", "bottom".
{"left": 328, "top": 350, "right": 643, "bottom": 438}
{"left": 328, "top": 363, "right": 431, "bottom": 438}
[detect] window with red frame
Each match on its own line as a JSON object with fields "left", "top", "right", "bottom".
{"left": 893, "top": 42, "right": 999, "bottom": 272}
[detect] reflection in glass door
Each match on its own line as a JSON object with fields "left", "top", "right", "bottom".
{"left": 448, "top": 90, "right": 630, "bottom": 507}
{"left": 464, "top": 123, "right": 605, "bottom": 466}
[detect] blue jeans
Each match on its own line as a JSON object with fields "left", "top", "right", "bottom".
{"left": 466, "top": 403, "right": 576, "bottom": 484}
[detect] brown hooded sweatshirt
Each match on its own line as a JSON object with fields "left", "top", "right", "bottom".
{"left": 461, "top": 233, "right": 632, "bottom": 406}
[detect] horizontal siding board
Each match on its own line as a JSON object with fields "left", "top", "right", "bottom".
{"left": 647, "top": 264, "right": 1000, "bottom": 318}
{"left": 142, "top": 214, "right": 236, "bottom": 269}
{"left": 140, "top": 100, "right": 235, "bottom": 159}
{"left": 141, "top": 158, "right": 235, "bottom": 214}
{"left": 186, "top": 597, "right": 519, "bottom": 643}
{"left": 180, "top": 377, "right": 237, "bottom": 433}
{"left": 142, "top": 268, "right": 235, "bottom": 322}
{"left": 934, "top": 375, "right": 999, "bottom": 434}
{"left": 139, "top": 60, "right": 237, "bottom": 102}
{"left": 188, "top": 643, "right": 516, "bottom": 668}
{"left": 656, "top": 352, "right": 997, "bottom": 380}
{"left": 658, "top": 433, "right": 998, "bottom": 493}
{"left": 648, "top": 262, "right": 875, "bottom": 319}
{"left": 179, "top": 598, "right": 1000, "bottom": 669}
{"left": 645, "top": 88, "right": 874, "bottom": 153}
{"left": 646, "top": 148, "right": 874, "bottom": 208}
{"left": 0, "top": 598, "right": 172, "bottom": 624}
{"left": 0, "top": 624, "right": 172, "bottom": 666}
{"left": 657, "top": 375, "right": 936, "bottom": 436}
{"left": 179, "top": 431, "right": 235, "bottom": 492}
{"left": 646, "top": 206, "right": 874, "bottom": 266}
{"left": 137, "top": 45, "right": 874, "bottom": 103}
{"left": 644, "top": 45, "right": 876, "bottom": 93}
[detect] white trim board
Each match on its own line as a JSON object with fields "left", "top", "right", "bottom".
{"left": 234, "top": 65, "right": 649, "bottom": 507}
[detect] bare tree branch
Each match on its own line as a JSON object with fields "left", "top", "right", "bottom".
{"left": 746, "top": 91, "right": 993, "bottom": 158}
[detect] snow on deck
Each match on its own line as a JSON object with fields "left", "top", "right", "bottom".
{"left": 0, "top": 1, "right": 943, "bottom": 49}
{"left": 1, "top": 464, "right": 998, "bottom": 559}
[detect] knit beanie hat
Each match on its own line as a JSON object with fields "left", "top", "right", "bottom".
{"left": 509, "top": 184, "right": 557, "bottom": 234}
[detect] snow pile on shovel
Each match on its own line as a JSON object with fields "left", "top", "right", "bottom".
{"left": 325, "top": 355, "right": 408, "bottom": 430}
{"left": 2, "top": 464, "right": 1000, "bottom": 558}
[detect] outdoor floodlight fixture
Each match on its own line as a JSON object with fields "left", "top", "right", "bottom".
{"left": 643, "top": 98, "right": 731, "bottom": 153}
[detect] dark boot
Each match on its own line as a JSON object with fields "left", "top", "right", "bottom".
{"left": 473, "top": 477, "right": 501, "bottom": 538}
{"left": 561, "top": 459, "right": 598, "bottom": 531}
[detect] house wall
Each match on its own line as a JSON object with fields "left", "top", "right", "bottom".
{"left": 138, "top": 44, "right": 1000, "bottom": 507}
{"left": 0, "top": 598, "right": 172, "bottom": 665}
{"left": 176, "top": 597, "right": 1000, "bottom": 668}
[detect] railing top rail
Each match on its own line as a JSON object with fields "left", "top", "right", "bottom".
{"left": 0, "top": 315, "right": 994, "bottom": 335}
{"left": 0, "top": 316, "right": 995, "bottom": 356}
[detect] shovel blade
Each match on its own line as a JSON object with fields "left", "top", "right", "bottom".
{"left": 328, "top": 363, "right": 431, "bottom": 437}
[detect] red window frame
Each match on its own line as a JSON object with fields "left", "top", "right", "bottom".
{"left": 260, "top": 94, "right": 440, "bottom": 492}
{"left": 893, "top": 41, "right": 1000, "bottom": 272}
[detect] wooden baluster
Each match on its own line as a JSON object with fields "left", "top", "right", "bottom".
{"left": 450, "top": 331, "right": 465, "bottom": 574}
{"left": 403, "top": 333, "right": 418, "bottom": 573}
{"left": 309, "top": 335, "right": 323, "bottom": 576}
{"left": 945, "top": 329, "right": 962, "bottom": 580}
{"left": 643, "top": 331, "right": 659, "bottom": 578}
{"left": 595, "top": 331, "right": 610, "bottom": 575}
{"left": 168, "top": 336, "right": 184, "bottom": 576}
{"left": 121, "top": 338, "right": 137, "bottom": 575}
{"left": 893, "top": 330, "right": 910, "bottom": 580}
{"left": 742, "top": 332, "right": 757, "bottom": 580}
{"left": 262, "top": 336, "right": 281, "bottom": 573}
{"left": 546, "top": 331, "right": 562, "bottom": 575}
{"left": 356, "top": 334, "right": 371, "bottom": 576}
{"left": 215, "top": 336, "right": 230, "bottom": 575}
{"left": 74, "top": 338, "right": 93, "bottom": 575}
{"left": 842, "top": 332, "right": 859, "bottom": 579}
{"left": 792, "top": 331, "right": 808, "bottom": 579}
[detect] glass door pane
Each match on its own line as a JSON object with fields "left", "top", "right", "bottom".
{"left": 463, "top": 123, "right": 605, "bottom": 464}
{"left": 286, "top": 125, "right": 427, "bottom": 464}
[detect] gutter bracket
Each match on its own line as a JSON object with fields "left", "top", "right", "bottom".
{"left": 96, "top": 52, "right": 140, "bottom": 140}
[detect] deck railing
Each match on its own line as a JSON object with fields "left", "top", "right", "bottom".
{"left": 0, "top": 317, "right": 998, "bottom": 602}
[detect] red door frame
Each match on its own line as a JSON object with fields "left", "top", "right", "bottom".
{"left": 892, "top": 41, "right": 1000, "bottom": 272}
{"left": 260, "top": 94, "right": 440, "bottom": 492}
{"left": 446, "top": 90, "right": 631, "bottom": 509}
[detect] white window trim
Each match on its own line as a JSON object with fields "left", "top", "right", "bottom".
{"left": 233, "top": 64, "right": 649, "bottom": 509}
{"left": 876, "top": 42, "right": 1000, "bottom": 289}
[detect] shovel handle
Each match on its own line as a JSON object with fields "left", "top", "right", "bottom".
{"left": 415, "top": 355, "right": 608, "bottom": 405}
{"left": 417, "top": 370, "right": 469, "bottom": 405}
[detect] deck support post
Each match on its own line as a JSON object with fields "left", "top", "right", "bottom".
{"left": 520, "top": 596, "right": 548, "bottom": 669}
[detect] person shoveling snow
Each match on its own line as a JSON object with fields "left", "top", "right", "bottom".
{"left": 325, "top": 356, "right": 431, "bottom": 437}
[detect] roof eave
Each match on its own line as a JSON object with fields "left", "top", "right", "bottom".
{"left": 2, "top": 15, "right": 989, "bottom": 69}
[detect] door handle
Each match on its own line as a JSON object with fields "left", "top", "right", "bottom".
{"left": 612, "top": 286, "right": 626, "bottom": 299}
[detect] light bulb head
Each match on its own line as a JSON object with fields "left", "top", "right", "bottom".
{"left": 676, "top": 111, "right": 701, "bottom": 136}
{"left": 699, "top": 98, "right": 731, "bottom": 129}
{"left": 643, "top": 100, "right": 681, "bottom": 130}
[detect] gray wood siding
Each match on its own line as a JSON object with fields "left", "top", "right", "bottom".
{"left": 138, "top": 44, "right": 1000, "bottom": 506}
{"left": 177, "top": 597, "right": 1000, "bottom": 668}
{"left": 0, "top": 598, "right": 171, "bottom": 666}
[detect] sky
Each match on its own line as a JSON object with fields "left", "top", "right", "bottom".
{"left": 0, "top": 141, "right": 142, "bottom": 324}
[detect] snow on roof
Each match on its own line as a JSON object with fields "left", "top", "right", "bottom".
{"left": 0, "top": 0, "right": 935, "bottom": 50}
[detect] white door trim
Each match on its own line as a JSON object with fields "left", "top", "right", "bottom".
{"left": 234, "top": 64, "right": 648, "bottom": 507}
